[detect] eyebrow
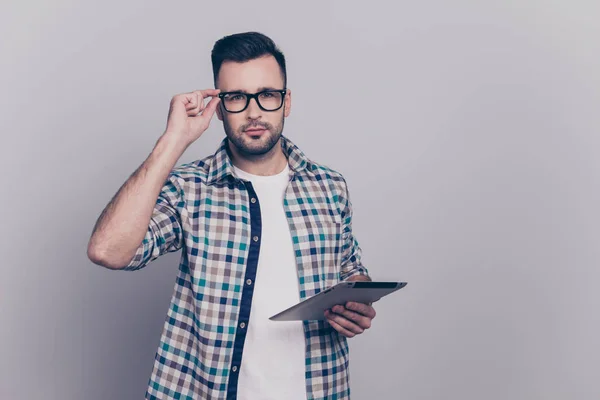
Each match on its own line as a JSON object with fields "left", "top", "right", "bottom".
{"left": 223, "top": 86, "right": 281, "bottom": 94}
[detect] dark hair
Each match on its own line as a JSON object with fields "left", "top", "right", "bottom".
{"left": 211, "top": 31, "right": 287, "bottom": 88}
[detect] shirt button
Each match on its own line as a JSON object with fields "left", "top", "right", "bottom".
{"left": 251, "top": 197, "right": 257, "bottom": 204}
{"left": 253, "top": 236, "right": 259, "bottom": 242}
{"left": 240, "top": 322, "right": 246, "bottom": 329}
{"left": 232, "top": 366, "right": 238, "bottom": 372}
{"left": 246, "top": 279, "right": 252, "bottom": 285}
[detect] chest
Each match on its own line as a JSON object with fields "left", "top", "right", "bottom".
{"left": 185, "top": 176, "right": 343, "bottom": 297}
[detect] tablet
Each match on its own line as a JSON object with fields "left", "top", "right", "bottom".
{"left": 269, "top": 281, "right": 407, "bottom": 321}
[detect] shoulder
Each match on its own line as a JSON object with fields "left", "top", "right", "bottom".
{"left": 283, "top": 135, "right": 349, "bottom": 195}
{"left": 306, "top": 159, "right": 350, "bottom": 198}
{"left": 168, "top": 154, "right": 213, "bottom": 184}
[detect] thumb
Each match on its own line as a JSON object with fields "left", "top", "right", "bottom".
{"left": 201, "top": 97, "right": 221, "bottom": 120}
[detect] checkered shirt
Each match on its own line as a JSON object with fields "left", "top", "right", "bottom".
{"left": 124, "top": 135, "right": 370, "bottom": 399}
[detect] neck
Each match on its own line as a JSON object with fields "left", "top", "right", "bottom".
{"left": 228, "top": 138, "right": 288, "bottom": 176}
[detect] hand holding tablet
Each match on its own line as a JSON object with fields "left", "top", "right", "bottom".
{"left": 269, "top": 281, "right": 407, "bottom": 322}
{"left": 324, "top": 300, "right": 378, "bottom": 338}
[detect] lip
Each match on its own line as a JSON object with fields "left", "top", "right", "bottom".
{"left": 244, "top": 128, "right": 267, "bottom": 135}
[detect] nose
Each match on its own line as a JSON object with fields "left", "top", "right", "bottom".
{"left": 246, "top": 96, "right": 262, "bottom": 120}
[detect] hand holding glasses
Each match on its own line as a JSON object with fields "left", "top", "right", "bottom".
{"left": 164, "top": 89, "right": 222, "bottom": 147}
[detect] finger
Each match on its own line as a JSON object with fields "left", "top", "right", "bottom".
{"left": 197, "top": 92, "right": 206, "bottom": 112}
{"left": 194, "top": 88, "right": 221, "bottom": 99}
{"left": 184, "top": 93, "right": 197, "bottom": 111}
{"left": 200, "top": 96, "right": 221, "bottom": 120}
{"left": 326, "top": 309, "right": 364, "bottom": 334}
{"left": 325, "top": 314, "right": 356, "bottom": 338}
{"left": 331, "top": 305, "right": 371, "bottom": 330}
{"left": 190, "top": 89, "right": 220, "bottom": 114}
{"left": 186, "top": 93, "right": 207, "bottom": 116}
{"left": 346, "top": 302, "right": 377, "bottom": 319}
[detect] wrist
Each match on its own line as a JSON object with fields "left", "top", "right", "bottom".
{"left": 157, "top": 131, "right": 190, "bottom": 154}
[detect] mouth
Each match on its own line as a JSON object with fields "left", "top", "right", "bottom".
{"left": 244, "top": 128, "right": 268, "bottom": 137}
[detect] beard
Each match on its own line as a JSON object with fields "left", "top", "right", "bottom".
{"left": 223, "top": 115, "right": 285, "bottom": 156}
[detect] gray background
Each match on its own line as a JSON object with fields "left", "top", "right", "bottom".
{"left": 1, "top": 0, "right": 599, "bottom": 399}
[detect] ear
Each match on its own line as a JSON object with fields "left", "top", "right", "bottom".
{"left": 284, "top": 88, "right": 292, "bottom": 118}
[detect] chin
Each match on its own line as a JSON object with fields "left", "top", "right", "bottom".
{"left": 241, "top": 133, "right": 280, "bottom": 155}
{"left": 242, "top": 142, "right": 275, "bottom": 155}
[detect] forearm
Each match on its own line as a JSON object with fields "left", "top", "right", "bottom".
{"left": 87, "top": 132, "right": 188, "bottom": 269}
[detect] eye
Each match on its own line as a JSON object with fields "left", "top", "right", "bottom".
{"left": 227, "top": 94, "right": 245, "bottom": 101}
{"left": 260, "top": 92, "right": 275, "bottom": 98}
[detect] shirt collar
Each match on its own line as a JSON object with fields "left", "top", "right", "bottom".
{"left": 206, "top": 135, "right": 311, "bottom": 185}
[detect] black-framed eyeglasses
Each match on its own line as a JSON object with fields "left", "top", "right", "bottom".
{"left": 218, "top": 89, "right": 287, "bottom": 113}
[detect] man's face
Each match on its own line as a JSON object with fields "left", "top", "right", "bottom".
{"left": 215, "top": 55, "right": 291, "bottom": 156}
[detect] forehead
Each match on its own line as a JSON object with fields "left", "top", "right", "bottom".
{"left": 217, "top": 55, "right": 284, "bottom": 92}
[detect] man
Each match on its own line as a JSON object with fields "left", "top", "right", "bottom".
{"left": 87, "top": 31, "right": 376, "bottom": 400}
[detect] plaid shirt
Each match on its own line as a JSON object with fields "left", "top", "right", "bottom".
{"left": 124, "top": 135, "right": 370, "bottom": 399}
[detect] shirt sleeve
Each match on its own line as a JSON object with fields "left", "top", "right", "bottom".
{"left": 122, "top": 175, "right": 185, "bottom": 271}
{"left": 338, "top": 177, "right": 370, "bottom": 281}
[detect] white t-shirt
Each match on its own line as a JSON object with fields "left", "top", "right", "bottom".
{"left": 233, "top": 162, "right": 307, "bottom": 400}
